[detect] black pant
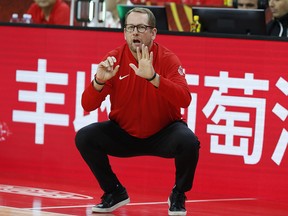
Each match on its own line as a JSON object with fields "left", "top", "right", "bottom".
{"left": 75, "top": 120, "right": 200, "bottom": 193}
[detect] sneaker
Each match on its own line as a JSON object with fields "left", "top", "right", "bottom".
{"left": 168, "top": 188, "right": 187, "bottom": 216}
{"left": 92, "top": 187, "right": 130, "bottom": 213}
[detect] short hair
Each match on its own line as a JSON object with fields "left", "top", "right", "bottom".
{"left": 124, "top": 7, "right": 156, "bottom": 28}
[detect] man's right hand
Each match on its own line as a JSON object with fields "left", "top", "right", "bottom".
{"left": 96, "top": 56, "right": 120, "bottom": 82}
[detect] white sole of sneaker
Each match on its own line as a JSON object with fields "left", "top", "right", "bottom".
{"left": 168, "top": 210, "right": 187, "bottom": 216}
{"left": 167, "top": 197, "right": 187, "bottom": 216}
{"left": 92, "top": 197, "right": 130, "bottom": 213}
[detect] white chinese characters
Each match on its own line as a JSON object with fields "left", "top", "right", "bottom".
{"left": 271, "top": 77, "right": 288, "bottom": 165}
{"left": 11, "top": 60, "right": 287, "bottom": 166}
{"left": 203, "top": 71, "right": 269, "bottom": 164}
{"left": 13, "top": 59, "right": 69, "bottom": 144}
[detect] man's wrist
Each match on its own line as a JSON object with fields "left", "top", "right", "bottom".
{"left": 146, "top": 72, "right": 157, "bottom": 82}
{"left": 94, "top": 77, "right": 105, "bottom": 85}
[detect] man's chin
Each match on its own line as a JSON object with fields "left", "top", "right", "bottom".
{"left": 131, "top": 44, "right": 142, "bottom": 52}
{"left": 134, "top": 43, "right": 142, "bottom": 49}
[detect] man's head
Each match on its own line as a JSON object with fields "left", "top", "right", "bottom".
{"left": 269, "top": 0, "right": 288, "bottom": 18}
{"left": 237, "top": 0, "right": 259, "bottom": 9}
{"left": 34, "top": 0, "right": 57, "bottom": 8}
{"left": 124, "top": 8, "right": 157, "bottom": 55}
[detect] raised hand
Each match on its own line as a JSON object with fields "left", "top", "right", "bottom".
{"left": 95, "top": 56, "right": 120, "bottom": 82}
{"left": 129, "top": 44, "right": 155, "bottom": 79}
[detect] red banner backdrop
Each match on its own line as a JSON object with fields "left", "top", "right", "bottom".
{"left": 0, "top": 25, "right": 287, "bottom": 203}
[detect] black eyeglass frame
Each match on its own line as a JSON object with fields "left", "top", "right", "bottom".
{"left": 124, "top": 24, "right": 154, "bottom": 33}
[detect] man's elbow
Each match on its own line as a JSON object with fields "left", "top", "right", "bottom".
{"left": 181, "top": 93, "right": 192, "bottom": 108}
{"left": 81, "top": 99, "right": 97, "bottom": 112}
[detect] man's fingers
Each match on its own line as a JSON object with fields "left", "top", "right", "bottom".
{"left": 112, "top": 65, "right": 120, "bottom": 76}
{"left": 141, "top": 44, "right": 145, "bottom": 59}
{"left": 136, "top": 47, "right": 141, "bottom": 61}
{"left": 107, "top": 56, "right": 116, "bottom": 66}
{"left": 149, "top": 51, "right": 153, "bottom": 62}
{"left": 144, "top": 45, "right": 149, "bottom": 59}
{"left": 101, "top": 56, "right": 117, "bottom": 71}
{"left": 129, "top": 63, "right": 137, "bottom": 72}
{"left": 111, "top": 56, "right": 116, "bottom": 62}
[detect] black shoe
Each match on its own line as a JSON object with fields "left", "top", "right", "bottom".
{"left": 168, "top": 188, "right": 187, "bottom": 216}
{"left": 92, "top": 187, "right": 130, "bottom": 213}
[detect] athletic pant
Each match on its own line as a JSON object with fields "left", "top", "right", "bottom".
{"left": 75, "top": 120, "right": 200, "bottom": 193}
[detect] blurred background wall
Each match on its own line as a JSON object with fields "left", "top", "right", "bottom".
{"left": 0, "top": 0, "right": 224, "bottom": 23}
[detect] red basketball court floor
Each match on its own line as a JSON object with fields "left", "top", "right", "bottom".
{"left": 0, "top": 168, "right": 287, "bottom": 216}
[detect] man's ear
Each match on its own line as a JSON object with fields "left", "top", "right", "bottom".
{"left": 152, "top": 28, "right": 157, "bottom": 40}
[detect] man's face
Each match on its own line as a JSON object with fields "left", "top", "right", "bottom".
{"left": 237, "top": 0, "right": 259, "bottom": 9}
{"left": 34, "top": 0, "right": 57, "bottom": 8}
{"left": 124, "top": 12, "right": 157, "bottom": 55}
{"left": 269, "top": 0, "right": 288, "bottom": 18}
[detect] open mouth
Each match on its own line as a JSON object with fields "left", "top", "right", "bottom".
{"left": 133, "top": 39, "right": 141, "bottom": 45}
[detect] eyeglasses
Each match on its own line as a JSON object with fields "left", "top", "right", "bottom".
{"left": 124, "top": 24, "right": 154, "bottom": 33}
